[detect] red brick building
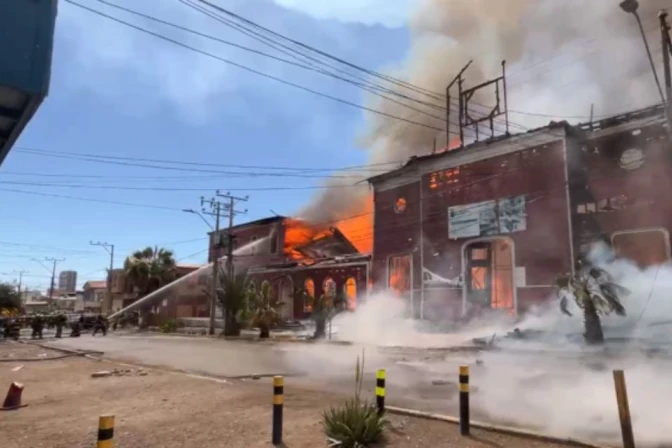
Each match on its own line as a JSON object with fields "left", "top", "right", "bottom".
{"left": 368, "top": 105, "right": 671, "bottom": 322}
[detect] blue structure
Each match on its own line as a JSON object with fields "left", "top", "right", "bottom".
{"left": 0, "top": 0, "right": 58, "bottom": 166}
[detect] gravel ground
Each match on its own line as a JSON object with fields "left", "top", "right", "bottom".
{"left": 0, "top": 342, "right": 595, "bottom": 447}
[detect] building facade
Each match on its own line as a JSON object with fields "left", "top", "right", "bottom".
{"left": 368, "top": 105, "right": 671, "bottom": 322}
{"left": 58, "top": 270, "right": 77, "bottom": 293}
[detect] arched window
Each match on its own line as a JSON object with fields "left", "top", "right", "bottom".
{"left": 304, "top": 278, "right": 314, "bottom": 312}
{"left": 323, "top": 277, "right": 336, "bottom": 299}
{"left": 344, "top": 277, "right": 357, "bottom": 310}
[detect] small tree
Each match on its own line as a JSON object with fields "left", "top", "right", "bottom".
{"left": 0, "top": 282, "right": 21, "bottom": 316}
{"left": 556, "top": 258, "right": 629, "bottom": 345}
{"left": 248, "top": 282, "right": 282, "bottom": 338}
{"left": 307, "top": 291, "right": 346, "bottom": 339}
{"left": 212, "top": 268, "right": 251, "bottom": 337}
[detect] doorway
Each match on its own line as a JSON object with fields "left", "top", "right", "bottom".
{"left": 279, "top": 277, "right": 294, "bottom": 321}
{"left": 463, "top": 238, "right": 515, "bottom": 316}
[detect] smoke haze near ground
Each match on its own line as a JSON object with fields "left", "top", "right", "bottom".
{"left": 284, "top": 244, "right": 672, "bottom": 444}
{"left": 298, "top": 0, "right": 668, "bottom": 228}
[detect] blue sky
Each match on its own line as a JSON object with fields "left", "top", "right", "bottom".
{"left": 0, "top": 0, "right": 413, "bottom": 290}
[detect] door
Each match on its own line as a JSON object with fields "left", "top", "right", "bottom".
{"left": 465, "top": 242, "right": 492, "bottom": 309}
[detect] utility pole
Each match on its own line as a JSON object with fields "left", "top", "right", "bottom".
{"left": 200, "top": 196, "right": 225, "bottom": 336}
{"left": 12, "top": 270, "right": 28, "bottom": 298}
{"left": 91, "top": 241, "right": 115, "bottom": 315}
{"left": 659, "top": 10, "right": 672, "bottom": 128}
{"left": 216, "top": 191, "right": 248, "bottom": 282}
{"left": 45, "top": 257, "right": 65, "bottom": 302}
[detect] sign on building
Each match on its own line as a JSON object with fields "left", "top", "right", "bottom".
{"left": 448, "top": 195, "right": 526, "bottom": 239}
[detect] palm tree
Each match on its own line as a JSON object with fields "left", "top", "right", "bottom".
{"left": 123, "top": 246, "right": 178, "bottom": 296}
{"left": 248, "top": 281, "right": 283, "bottom": 338}
{"left": 211, "top": 268, "right": 251, "bottom": 337}
{"left": 307, "top": 291, "right": 346, "bottom": 339}
{"left": 0, "top": 282, "right": 21, "bottom": 316}
{"left": 556, "top": 258, "right": 629, "bottom": 345}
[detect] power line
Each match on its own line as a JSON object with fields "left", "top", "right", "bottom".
{"left": 63, "top": 0, "right": 449, "bottom": 133}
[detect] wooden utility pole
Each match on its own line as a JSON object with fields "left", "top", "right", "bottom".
{"left": 90, "top": 241, "right": 115, "bottom": 315}
{"left": 45, "top": 257, "right": 65, "bottom": 302}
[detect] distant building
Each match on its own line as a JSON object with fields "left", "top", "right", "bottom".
{"left": 58, "top": 270, "right": 77, "bottom": 293}
{"left": 82, "top": 280, "right": 107, "bottom": 303}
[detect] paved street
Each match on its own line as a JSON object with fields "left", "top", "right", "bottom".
{"left": 34, "top": 331, "right": 672, "bottom": 446}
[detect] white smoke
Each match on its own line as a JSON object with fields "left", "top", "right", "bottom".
{"left": 283, "top": 242, "right": 672, "bottom": 444}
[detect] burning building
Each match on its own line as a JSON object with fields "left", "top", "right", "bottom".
{"left": 368, "top": 103, "right": 671, "bottom": 322}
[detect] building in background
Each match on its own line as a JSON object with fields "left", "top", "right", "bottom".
{"left": 82, "top": 280, "right": 107, "bottom": 303}
{"left": 0, "top": 0, "right": 57, "bottom": 166}
{"left": 58, "top": 270, "right": 77, "bottom": 293}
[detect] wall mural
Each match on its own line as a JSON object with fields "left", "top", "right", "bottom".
{"left": 448, "top": 195, "right": 526, "bottom": 239}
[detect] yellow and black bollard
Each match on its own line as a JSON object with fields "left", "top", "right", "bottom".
{"left": 459, "top": 365, "right": 470, "bottom": 436}
{"left": 272, "top": 375, "right": 284, "bottom": 446}
{"left": 376, "top": 369, "right": 386, "bottom": 416}
{"left": 613, "top": 370, "right": 635, "bottom": 448}
{"left": 96, "top": 414, "right": 115, "bottom": 448}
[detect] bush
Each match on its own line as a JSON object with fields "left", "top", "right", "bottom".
{"left": 323, "top": 399, "right": 386, "bottom": 447}
{"left": 322, "top": 350, "right": 387, "bottom": 447}
{"left": 160, "top": 319, "right": 178, "bottom": 333}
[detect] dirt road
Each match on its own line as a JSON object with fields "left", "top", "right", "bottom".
{"left": 1, "top": 342, "right": 591, "bottom": 448}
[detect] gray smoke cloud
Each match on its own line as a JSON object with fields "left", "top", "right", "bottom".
{"left": 299, "top": 0, "right": 667, "bottom": 228}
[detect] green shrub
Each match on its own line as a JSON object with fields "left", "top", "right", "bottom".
{"left": 160, "top": 319, "right": 178, "bottom": 333}
{"left": 322, "top": 350, "right": 387, "bottom": 447}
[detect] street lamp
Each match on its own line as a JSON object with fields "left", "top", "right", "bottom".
{"left": 182, "top": 208, "right": 214, "bottom": 230}
{"left": 619, "top": 0, "right": 666, "bottom": 103}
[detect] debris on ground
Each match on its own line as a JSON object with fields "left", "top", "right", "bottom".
{"left": 91, "top": 368, "right": 149, "bottom": 378}
{"left": 11, "top": 365, "right": 24, "bottom": 372}
{"left": 431, "top": 380, "right": 453, "bottom": 386}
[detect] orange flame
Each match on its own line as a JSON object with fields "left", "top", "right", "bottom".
{"left": 334, "top": 192, "right": 373, "bottom": 254}
{"left": 283, "top": 218, "right": 332, "bottom": 261}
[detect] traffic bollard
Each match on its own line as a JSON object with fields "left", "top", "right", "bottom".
{"left": 97, "top": 414, "right": 115, "bottom": 448}
{"left": 272, "top": 375, "right": 284, "bottom": 445}
{"left": 459, "top": 365, "right": 470, "bottom": 436}
{"left": 376, "top": 369, "right": 386, "bottom": 416}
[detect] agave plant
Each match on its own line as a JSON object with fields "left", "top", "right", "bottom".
{"left": 247, "top": 281, "right": 283, "bottom": 338}
{"left": 323, "top": 350, "right": 387, "bottom": 447}
{"left": 556, "top": 258, "right": 629, "bottom": 345}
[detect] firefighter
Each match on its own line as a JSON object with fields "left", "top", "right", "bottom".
{"left": 69, "top": 320, "right": 81, "bottom": 337}
{"left": 31, "top": 314, "right": 44, "bottom": 339}
{"left": 54, "top": 313, "right": 67, "bottom": 338}
{"left": 92, "top": 314, "right": 108, "bottom": 336}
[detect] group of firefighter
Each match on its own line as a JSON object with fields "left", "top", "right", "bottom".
{"left": 1, "top": 313, "right": 109, "bottom": 340}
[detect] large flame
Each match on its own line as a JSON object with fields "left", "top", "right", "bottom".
{"left": 334, "top": 193, "right": 374, "bottom": 254}
{"left": 283, "top": 218, "right": 332, "bottom": 261}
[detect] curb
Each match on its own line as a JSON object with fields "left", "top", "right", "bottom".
{"left": 384, "top": 406, "right": 612, "bottom": 448}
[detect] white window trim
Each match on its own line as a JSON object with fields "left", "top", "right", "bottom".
{"left": 611, "top": 227, "right": 671, "bottom": 261}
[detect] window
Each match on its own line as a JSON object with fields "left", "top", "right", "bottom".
{"left": 323, "top": 277, "right": 336, "bottom": 299}
{"left": 612, "top": 229, "right": 669, "bottom": 268}
{"left": 388, "top": 255, "right": 412, "bottom": 296}
{"left": 304, "top": 278, "right": 315, "bottom": 312}
{"left": 344, "top": 277, "right": 357, "bottom": 310}
{"left": 394, "top": 197, "right": 407, "bottom": 213}
{"left": 428, "top": 167, "right": 460, "bottom": 189}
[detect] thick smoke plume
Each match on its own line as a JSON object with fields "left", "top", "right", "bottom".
{"left": 299, "top": 0, "right": 667, "bottom": 227}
